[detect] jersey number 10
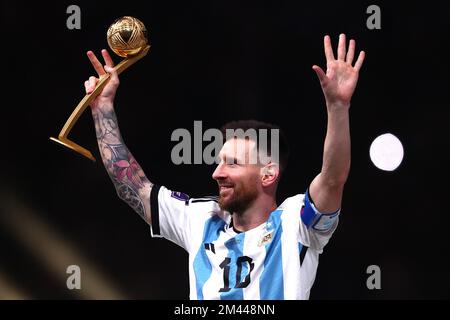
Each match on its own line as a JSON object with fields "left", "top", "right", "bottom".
{"left": 219, "top": 256, "right": 254, "bottom": 292}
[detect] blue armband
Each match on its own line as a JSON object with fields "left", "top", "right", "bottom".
{"left": 301, "top": 189, "right": 340, "bottom": 231}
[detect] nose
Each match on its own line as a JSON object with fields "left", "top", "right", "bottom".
{"left": 212, "top": 162, "right": 226, "bottom": 181}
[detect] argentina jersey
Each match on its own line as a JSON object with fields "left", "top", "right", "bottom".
{"left": 149, "top": 185, "right": 339, "bottom": 300}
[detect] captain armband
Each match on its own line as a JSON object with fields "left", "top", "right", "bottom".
{"left": 301, "top": 189, "right": 340, "bottom": 232}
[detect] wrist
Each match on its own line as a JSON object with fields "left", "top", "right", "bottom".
{"left": 326, "top": 101, "right": 350, "bottom": 113}
{"left": 91, "top": 98, "right": 114, "bottom": 113}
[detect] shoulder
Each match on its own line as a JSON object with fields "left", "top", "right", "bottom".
{"left": 278, "top": 193, "right": 305, "bottom": 211}
{"left": 186, "top": 195, "right": 231, "bottom": 222}
{"left": 154, "top": 186, "right": 222, "bottom": 214}
{"left": 272, "top": 194, "right": 305, "bottom": 225}
{"left": 188, "top": 195, "right": 219, "bottom": 205}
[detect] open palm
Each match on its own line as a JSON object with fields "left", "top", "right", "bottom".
{"left": 313, "top": 34, "right": 365, "bottom": 107}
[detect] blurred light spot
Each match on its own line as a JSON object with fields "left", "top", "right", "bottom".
{"left": 370, "top": 133, "right": 404, "bottom": 171}
{"left": 0, "top": 190, "right": 126, "bottom": 299}
{"left": 0, "top": 271, "right": 29, "bottom": 299}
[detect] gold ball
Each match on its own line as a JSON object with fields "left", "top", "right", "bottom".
{"left": 107, "top": 16, "right": 149, "bottom": 58}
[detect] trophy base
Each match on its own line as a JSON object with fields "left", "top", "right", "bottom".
{"left": 50, "top": 137, "right": 96, "bottom": 162}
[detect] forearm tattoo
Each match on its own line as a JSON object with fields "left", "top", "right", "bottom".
{"left": 92, "top": 106, "right": 152, "bottom": 221}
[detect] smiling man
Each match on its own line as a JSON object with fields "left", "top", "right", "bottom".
{"left": 85, "top": 34, "right": 365, "bottom": 299}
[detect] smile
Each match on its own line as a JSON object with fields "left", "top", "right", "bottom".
{"left": 219, "top": 186, "right": 233, "bottom": 193}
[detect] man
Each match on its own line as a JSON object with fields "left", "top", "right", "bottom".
{"left": 84, "top": 34, "right": 365, "bottom": 299}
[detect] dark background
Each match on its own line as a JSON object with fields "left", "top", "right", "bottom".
{"left": 0, "top": 0, "right": 448, "bottom": 299}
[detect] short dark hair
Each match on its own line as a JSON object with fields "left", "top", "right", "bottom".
{"left": 220, "top": 119, "right": 290, "bottom": 174}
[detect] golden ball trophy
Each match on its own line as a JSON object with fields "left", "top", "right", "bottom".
{"left": 50, "top": 16, "right": 150, "bottom": 161}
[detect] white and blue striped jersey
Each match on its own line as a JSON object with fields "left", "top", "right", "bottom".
{"left": 149, "top": 185, "right": 340, "bottom": 300}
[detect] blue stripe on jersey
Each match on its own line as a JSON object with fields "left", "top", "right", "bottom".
{"left": 193, "top": 215, "right": 226, "bottom": 300}
{"left": 220, "top": 232, "right": 246, "bottom": 300}
{"left": 260, "top": 209, "right": 284, "bottom": 300}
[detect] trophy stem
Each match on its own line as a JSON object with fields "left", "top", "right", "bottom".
{"left": 50, "top": 45, "right": 151, "bottom": 162}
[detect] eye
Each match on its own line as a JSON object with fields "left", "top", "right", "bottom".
{"left": 225, "top": 158, "right": 239, "bottom": 166}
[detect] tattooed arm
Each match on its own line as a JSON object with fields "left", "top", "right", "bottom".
{"left": 85, "top": 49, "right": 153, "bottom": 224}
{"left": 92, "top": 104, "right": 153, "bottom": 223}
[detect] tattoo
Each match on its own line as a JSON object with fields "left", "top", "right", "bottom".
{"left": 92, "top": 105, "right": 152, "bottom": 221}
{"left": 116, "top": 183, "right": 145, "bottom": 220}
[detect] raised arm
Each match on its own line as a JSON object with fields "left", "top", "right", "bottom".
{"left": 309, "top": 34, "right": 365, "bottom": 213}
{"left": 85, "top": 49, "right": 153, "bottom": 224}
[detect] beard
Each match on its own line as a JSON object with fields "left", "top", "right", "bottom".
{"left": 218, "top": 180, "right": 259, "bottom": 215}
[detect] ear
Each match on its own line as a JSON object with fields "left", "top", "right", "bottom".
{"left": 260, "top": 163, "right": 279, "bottom": 187}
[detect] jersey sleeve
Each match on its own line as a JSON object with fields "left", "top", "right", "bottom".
{"left": 299, "top": 190, "right": 340, "bottom": 253}
{"left": 149, "top": 185, "right": 193, "bottom": 251}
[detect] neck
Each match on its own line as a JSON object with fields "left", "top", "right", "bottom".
{"left": 231, "top": 193, "right": 277, "bottom": 232}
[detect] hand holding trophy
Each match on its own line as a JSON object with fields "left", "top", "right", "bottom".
{"left": 50, "top": 16, "right": 150, "bottom": 161}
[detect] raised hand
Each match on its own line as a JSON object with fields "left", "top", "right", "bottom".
{"left": 84, "top": 49, "right": 120, "bottom": 109}
{"left": 312, "top": 34, "right": 365, "bottom": 109}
